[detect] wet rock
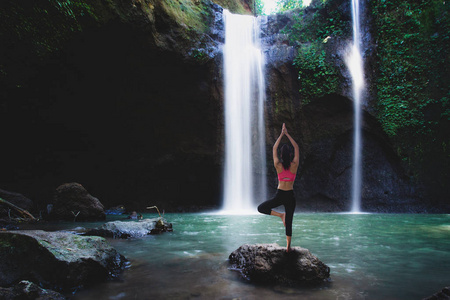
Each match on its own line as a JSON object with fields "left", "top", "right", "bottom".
{"left": 296, "top": 95, "right": 425, "bottom": 212}
{"left": 49, "top": 183, "right": 105, "bottom": 221}
{"left": 0, "top": 189, "right": 34, "bottom": 219}
{"left": 127, "top": 211, "right": 143, "bottom": 220}
{"left": 229, "top": 243, "right": 330, "bottom": 286}
{"left": 0, "top": 230, "right": 127, "bottom": 291}
{"left": 84, "top": 218, "right": 173, "bottom": 239}
{"left": 105, "top": 205, "right": 126, "bottom": 215}
{"left": 0, "top": 280, "right": 65, "bottom": 300}
{"left": 423, "top": 287, "right": 450, "bottom": 300}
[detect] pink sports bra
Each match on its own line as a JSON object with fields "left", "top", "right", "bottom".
{"left": 278, "top": 168, "right": 296, "bottom": 182}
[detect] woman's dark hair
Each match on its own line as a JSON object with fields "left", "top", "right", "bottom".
{"left": 280, "top": 144, "right": 293, "bottom": 170}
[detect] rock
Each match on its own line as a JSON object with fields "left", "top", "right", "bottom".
{"left": 104, "top": 205, "right": 126, "bottom": 215}
{"left": 0, "top": 280, "right": 65, "bottom": 300}
{"left": 0, "top": 189, "right": 34, "bottom": 219}
{"left": 296, "top": 95, "right": 426, "bottom": 212}
{"left": 423, "top": 287, "right": 450, "bottom": 300}
{"left": 49, "top": 183, "right": 105, "bottom": 221}
{"left": 127, "top": 211, "right": 143, "bottom": 220}
{"left": 229, "top": 243, "right": 330, "bottom": 286}
{"left": 84, "top": 218, "right": 173, "bottom": 239}
{"left": 0, "top": 230, "right": 127, "bottom": 291}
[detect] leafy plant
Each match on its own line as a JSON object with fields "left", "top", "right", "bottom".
{"left": 370, "top": 0, "right": 450, "bottom": 187}
{"left": 277, "top": 0, "right": 303, "bottom": 12}
{"left": 294, "top": 42, "right": 340, "bottom": 104}
{"left": 281, "top": 0, "right": 350, "bottom": 104}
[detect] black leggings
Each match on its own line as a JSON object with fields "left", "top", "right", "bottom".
{"left": 257, "top": 189, "right": 296, "bottom": 236}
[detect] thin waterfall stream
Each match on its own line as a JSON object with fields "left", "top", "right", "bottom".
{"left": 222, "top": 10, "right": 266, "bottom": 214}
{"left": 346, "top": 0, "right": 365, "bottom": 213}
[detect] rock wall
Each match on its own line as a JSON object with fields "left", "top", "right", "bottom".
{"left": 0, "top": 0, "right": 444, "bottom": 213}
{"left": 259, "top": 0, "right": 436, "bottom": 212}
{"left": 0, "top": 0, "right": 229, "bottom": 212}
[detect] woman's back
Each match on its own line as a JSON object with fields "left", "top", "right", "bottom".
{"left": 276, "top": 162, "right": 298, "bottom": 191}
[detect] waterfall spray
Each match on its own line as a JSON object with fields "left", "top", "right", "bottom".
{"left": 222, "top": 10, "right": 266, "bottom": 214}
{"left": 346, "top": 0, "right": 365, "bottom": 212}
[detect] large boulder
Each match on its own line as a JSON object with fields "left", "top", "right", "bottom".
{"left": 84, "top": 218, "right": 173, "bottom": 239}
{"left": 229, "top": 243, "right": 330, "bottom": 286}
{"left": 0, "top": 230, "right": 127, "bottom": 291}
{"left": 0, "top": 189, "right": 34, "bottom": 219}
{"left": 49, "top": 183, "right": 105, "bottom": 221}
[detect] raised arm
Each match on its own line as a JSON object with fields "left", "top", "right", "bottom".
{"left": 284, "top": 126, "right": 299, "bottom": 165}
{"left": 273, "top": 125, "right": 285, "bottom": 168}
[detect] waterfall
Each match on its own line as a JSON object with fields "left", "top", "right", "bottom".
{"left": 346, "top": 0, "right": 365, "bottom": 212}
{"left": 222, "top": 10, "right": 266, "bottom": 214}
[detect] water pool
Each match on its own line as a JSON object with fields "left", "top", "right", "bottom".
{"left": 65, "top": 213, "right": 450, "bottom": 299}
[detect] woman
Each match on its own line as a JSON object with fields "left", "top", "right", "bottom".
{"left": 258, "top": 123, "right": 299, "bottom": 252}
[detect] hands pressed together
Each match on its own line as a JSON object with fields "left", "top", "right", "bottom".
{"left": 282, "top": 123, "right": 287, "bottom": 135}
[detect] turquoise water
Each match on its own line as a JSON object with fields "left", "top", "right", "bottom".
{"left": 67, "top": 213, "right": 450, "bottom": 299}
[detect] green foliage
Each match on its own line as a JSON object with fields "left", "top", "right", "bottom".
{"left": 291, "top": 7, "right": 351, "bottom": 41}
{"left": 370, "top": 0, "right": 450, "bottom": 186}
{"left": 0, "top": 0, "right": 98, "bottom": 57}
{"left": 282, "top": 0, "right": 349, "bottom": 104}
{"left": 277, "top": 0, "right": 303, "bottom": 12}
{"left": 371, "top": 0, "right": 448, "bottom": 134}
{"left": 255, "top": 0, "right": 302, "bottom": 15}
{"left": 190, "top": 48, "right": 209, "bottom": 63}
{"left": 255, "top": 0, "right": 265, "bottom": 16}
{"left": 162, "top": 0, "right": 213, "bottom": 32}
{"left": 294, "top": 42, "right": 340, "bottom": 104}
{"left": 51, "top": 0, "right": 98, "bottom": 25}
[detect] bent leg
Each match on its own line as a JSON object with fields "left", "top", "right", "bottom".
{"left": 257, "top": 192, "right": 283, "bottom": 215}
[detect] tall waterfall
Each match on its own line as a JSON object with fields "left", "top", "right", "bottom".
{"left": 346, "top": 0, "right": 365, "bottom": 212}
{"left": 222, "top": 10, "right": 266, "bottom": 214}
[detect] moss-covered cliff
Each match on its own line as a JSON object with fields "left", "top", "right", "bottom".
{"left": 369, "top": 0, "right": 450, "bottom": 203}
{"left": 0, "top": 0, "right": 241, "bottom": 211}
{"left": 262, "top": 0, "right": 449, "bottom": 211}
{"left": 0, "top": 0, "right": 448, "bottom": 213}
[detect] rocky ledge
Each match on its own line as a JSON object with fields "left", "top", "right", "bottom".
{"left": 84, "top": 218, "right": 173, "bottom": 239}
{"left": 0, "top": 230, "right": 127, "bottom": 291}
{"left": 423, "top": 287, "right": 450, "bottom": 300}
{"left": 229, "top": 244, "right": 330, "bottom": 286}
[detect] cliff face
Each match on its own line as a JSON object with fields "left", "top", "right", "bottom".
{"left": 0, "top": 0, "right": 446, "bottom": 212}
{"left": 260, "top": 0, "right": 439, "bottom": 212}
{"left": 0, "top": 0, "right": 232, "bottom": 211}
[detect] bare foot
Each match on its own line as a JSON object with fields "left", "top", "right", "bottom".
{"left": 286, "top": 246, "right": 291, "bottom": 253}
{"left": 281, "top": 213, "right": 286, "bottom": 227}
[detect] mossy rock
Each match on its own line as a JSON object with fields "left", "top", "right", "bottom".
{"left": 0, "top": 230, "right": 127, "bottom": 291}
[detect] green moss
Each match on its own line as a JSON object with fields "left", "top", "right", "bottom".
{"left": 0, "top": 0, "right": 100, "bottom": 57}
{"left": 161, "top": 0, "right": 213, "bottom": 32}
{"left": 281, "top": 0, "right": 349, "bottom": 104}
{"left": 294, "top": 42, "right": 340, "bottom": 104}
{"left": 51, "top": 0, "right": 99, "bottom": 24}
{"left": 370, "top": 0, "right": 450, "bottom": 185}
{"left": 283, "top": 0, "right": 351, "bottom": 44}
